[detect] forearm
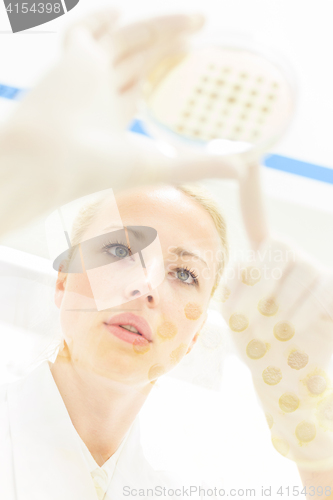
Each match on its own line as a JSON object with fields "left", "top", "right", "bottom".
{"left": 238, "top": 162, "right": 270, "bottom": 250}
{"left": 0, "top": 119, "right": 166, "bottom": 238}
{"left": 298, "top": 467, "right": 333, "bottom": 500}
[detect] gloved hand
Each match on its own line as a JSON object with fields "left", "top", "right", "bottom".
{"left": 218, "top": 233, "right": 333, "bottom": 471}
{"left": 0, "top": 9, "right": 239, "bottom": 237}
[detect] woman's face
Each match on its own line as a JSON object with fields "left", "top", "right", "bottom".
{"left": 55, "top": 186, "right": 222, "bottom": 386}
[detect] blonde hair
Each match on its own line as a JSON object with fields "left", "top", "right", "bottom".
{"left": 175, "top": 184, "right": 228, "bottom": 295}
{"left": 65, "top": 185, "right": 229, "bottom": 295}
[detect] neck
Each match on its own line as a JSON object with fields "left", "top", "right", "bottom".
{"left": 49, "top": 351, "right": 153, "bottom": 467}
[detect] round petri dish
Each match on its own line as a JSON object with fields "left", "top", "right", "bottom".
{"left": 138, "top": 31, "right": 297, "bottom": 164}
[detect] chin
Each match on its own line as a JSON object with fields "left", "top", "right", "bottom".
{"left": 90, "top": 351, "right": 152, "bottom": 385}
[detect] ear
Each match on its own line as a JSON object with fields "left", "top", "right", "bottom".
{"left": 186, "top": 311, "right": 208, "bottom": 355}
{"left": 54, "top": 264, "right": 67, "bottom": 309}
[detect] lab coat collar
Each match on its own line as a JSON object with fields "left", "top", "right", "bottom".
{"left": 7, "top": 360, "right": 100, "bottom": 500}
{"left": 7, "top": 360, "right": 170, "bottom": 500}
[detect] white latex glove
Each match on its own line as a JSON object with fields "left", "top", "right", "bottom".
{"left": 217, "top": 234, "right": 333, "bottom": 472}
{"left": 214, "top": 162, "right": 333, "bottom": 473}
{"left": 0, "top": 9, "right": 240, "bottom": 238}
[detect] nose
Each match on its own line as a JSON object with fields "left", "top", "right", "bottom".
{"left": 124, "top": 279, "right": 160, "bottom": 306}
{"left": 145, "top": 286, "right": 160, "bottom": 307}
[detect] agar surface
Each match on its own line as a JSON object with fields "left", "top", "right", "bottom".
{"left": 229, "top": 312, "right": 249, "bottom": 332}
{"left": 306, "top": 375, "right": 327, "bottom": 396}
{"left": 170, "top": 343, "right": 188, "bottom": 365}
{"left": 132, "top": 337, "right": 150, "bottom": 355}
{"left": 273, "top": 321, "right": 295, "bottom": 342}
{"left": 241, "top": 266, "right": 261, "bottom": 286}
{"left": 157, "top": 321, "right": 178, "bottom": 341}
{"left": 184, "top": 302, "right": 203, "bottom": 321}
{"left": 262, "top": 366, "right": 282, "bottom": 385}
{"left": 246, "top": 339, "right": 268, "bottom": 360}
{"left": 295, "top": 421, "right": 316, "bottom": 443}
{"left": 148, "top": 364, "right": 166, "bottom": 382}
{"left": 287, "top": 350, "right": 309, "bottom": 370}
{"left": 258, "top": 296, "right": 279, "bottom": 316}
{"left": 279, "top": 393, "right": 300, "bottom": 413}
{"left": 215, "top": 285, "right": 231, "bottom": 303}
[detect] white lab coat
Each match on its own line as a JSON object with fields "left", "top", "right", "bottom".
{"left": 0, "top": 360, "right": 184, "bottom": 500}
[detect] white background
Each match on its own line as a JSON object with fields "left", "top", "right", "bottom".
{"left": 0, "top": 2, "right": 332, "bottom": 493}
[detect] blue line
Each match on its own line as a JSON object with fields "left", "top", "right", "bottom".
{"left": 1, "top": 84, "right": 332, "bottom": 185}
{"left": 264, "top": 154, "right": 333, "bottom": 185}
{"left": 0, "top": 83, "right": 22, "bottom": 100}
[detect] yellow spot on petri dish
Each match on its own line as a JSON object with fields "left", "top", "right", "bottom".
{"left": 148, "top": 364, "right": 166, "bottom": 382}
{"left": 241, "top": 266, "right": 261, "bottom": 286}
{"left": 215, "top": 285, "right": 231, "bottom": 302}
{"left": 184, "top": 302, "right": 203, "bottom": 321}
{"left": 229, "top": 312, "right": 249, "bottom": 332}
{"left": 306, "top": 375, "right": 327, "bottom": 396}
{"left": 157, "top": 321, "right": 178, "bottom": 341}
{"left": 316, "top": 393, "right": 333, "bottom": 431}
{"left": 279, "top": 393, "right": 300, "bottom": 413}
{"left": 288, "top": 350, "right": 309, "bottom": 370}
{"left": 262, "top": 366, "right": 282, "bottom": 385}
{"left": 295, "top": 421, "right": 316, "bottom": 443}
{"left": 246, "top": 339, "right": 268, "bottom": 359}
{"left": 272, "top": 437, "right": 289, "bottom": 456}
{"left": 170, "top": 343, "right": 188, "bottom": 365}
{"left": 132, "top": 336, "right": 150, "bottom": 355}
{"left": 266, "top": 413, "right": 274, "bottom": 429}
{"left": 273, "top": 321, "right": 295, "bottom": 341}
{"left": 258, "top": 296, "right": 279, "bottom": 317}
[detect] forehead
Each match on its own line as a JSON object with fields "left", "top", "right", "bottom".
{"left": 84, "top": 186, "right": 222, "bottom": 262}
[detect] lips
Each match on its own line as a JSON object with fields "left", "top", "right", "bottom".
{"left": 104, "top": 313, "right": 153, "bottom": 342}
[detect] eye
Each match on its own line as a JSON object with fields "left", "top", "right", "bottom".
{"left": 177, "top": 269, "right": 191, "bottom": 282}
{"left": 102, "top": 242, "right": 131, "bottom": 259}
{"left": 169, "top": 267, "right": 199, "bottom": 286}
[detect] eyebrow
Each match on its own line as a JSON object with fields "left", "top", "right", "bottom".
{"left": 171, "top": 246, "right": 208, "bottom": 267}
{"left": 103, "top": 225, "right": 145, "bottom": 241}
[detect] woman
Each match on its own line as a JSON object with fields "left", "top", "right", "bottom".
{"left": 0, "top": 8, "right": 332, "bottom": 500}
{"left": 0, "top": 182, "right": 228, "bottom": 500}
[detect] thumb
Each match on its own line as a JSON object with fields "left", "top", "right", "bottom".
{"left": 166, "top": 154, "right": 242, "bottom": 184}
{"left": 63, "top": 9, "right": 120, "bottom": 61}
{"left": 119, "top": 132, "right": 242, "bottom": 186}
